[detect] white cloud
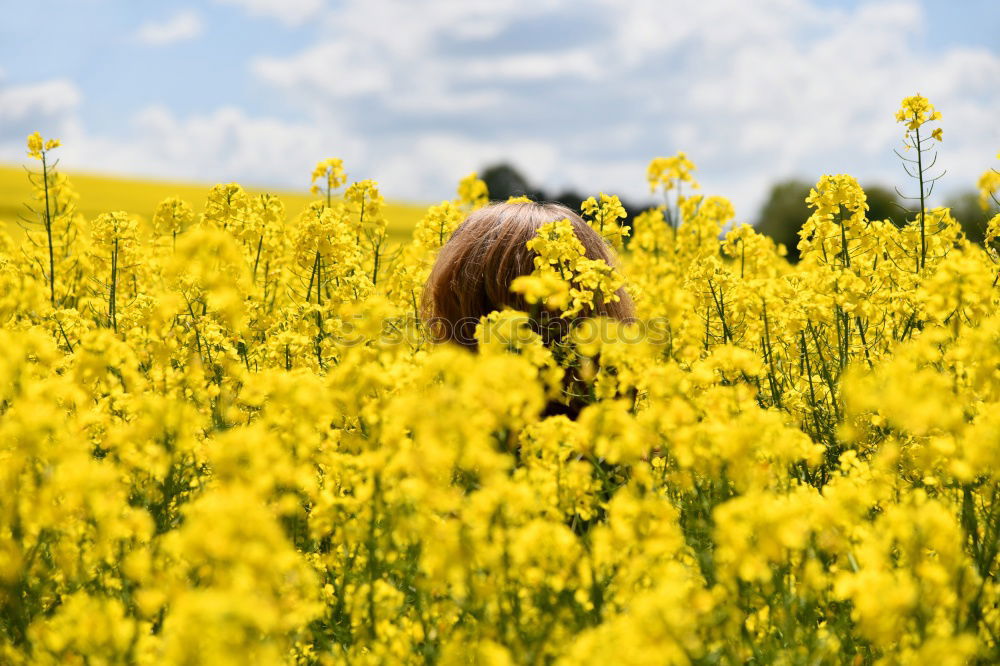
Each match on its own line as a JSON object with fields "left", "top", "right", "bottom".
{"left": 215, "top": 0, "right": 326, "bottom": 27}
{"left": 0, "top": 79, "right": 82, "bottom": 152}
{"left": 254, "top": 43, "right": 394, "bottom": 99}
{"left": 4, "top": 0, "right": 998, "bottom": 221}
{"left": 61, "top": 105, "right": 364, "bottom": 189}
{"left": 374, "top": 134, "right": 560, "bottom": 201}
{"left": 458, "top": 51, "right": 603, "bottom": 83}
{"left": 0, "top": 79, "right": 80, "bottom": 124}
{"left": 135, "top": 10, "right": 204, "bottom": 46}
{"left": 238, "top": 0, "right": 998, "bottom": 217}
{"left": 249, "top": 0, "right": 567, "bottom": 109}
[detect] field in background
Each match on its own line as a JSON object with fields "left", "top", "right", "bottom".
{"left": 0, "top": 164, "right": 428, "bottom": 243}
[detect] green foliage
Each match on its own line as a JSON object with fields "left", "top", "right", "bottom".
{"left": 756, "top": 180, "right": 902, "bottom": 262}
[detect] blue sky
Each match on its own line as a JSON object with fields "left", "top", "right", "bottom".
{"left": 1, "top": 0, "right": 997, "bottom": 217}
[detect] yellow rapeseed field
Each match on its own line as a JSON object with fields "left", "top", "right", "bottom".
{"left": 0, "top": 165, "right": 426, "bottom": 243}
{"left": 1, "top": 95, "right": 1000, "bottom": 664}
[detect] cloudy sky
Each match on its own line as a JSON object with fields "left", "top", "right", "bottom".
{"left": 1, "top": 0, "right": 997, "bottom": 219}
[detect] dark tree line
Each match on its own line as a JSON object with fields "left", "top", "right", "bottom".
{"left": 479, "top": 164, "right": 655, "bottom": 229}
{"left": 755, "top": 181, "right": 995, "bottom": 262}
{"left": 480, "top": 163, "right": 993, "bottom": 263}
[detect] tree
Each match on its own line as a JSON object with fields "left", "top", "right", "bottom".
{"left": 755, "top": 181, "right": 811, "bottom": 262}
{"left": 755, "top": 180, "right": 902, "bottom": 262}
{"left": 477, "top": 163, "right": 654, "bottom": 242}
{"left": 480, "top": 163, "right": 543, "bottom": 202}
{"left": 945, "top": 190, "right": 992, "bottom": 244}
{"left": 866, "top": 185, "right": 902, "bottom": 225}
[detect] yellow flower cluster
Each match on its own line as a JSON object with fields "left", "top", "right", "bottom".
{"left": 310, "top": 158, "right": 347, "bottom": 199}
{"left": 515, "top": 217, "right": 624, "bottom": 317}
{"left": 647, "top": 151, "right": 701, "bottom": 229}
{"left": 457, "top": 172, "right": 490, "bottom": 210}
{"left": 26, "top": 131, "right": 60, "bottom": 159}
{"left": 3, "top": 99, "right": 1000, "bottom": 665}
{"left": 979, "top": 153, "right": 1000, "bottom": 212}
{"left": 581, "top": 192, "right": 629, "bottom": 249}
{"left": 646, "top": 151, "right": 698, "bottom": 193}
{"left": 895, "top": 94, "right": 942, "bottom": 132}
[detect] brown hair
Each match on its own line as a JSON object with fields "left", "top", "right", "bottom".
{"left": 422, "top": 201, "right": 635, "bottom": 347}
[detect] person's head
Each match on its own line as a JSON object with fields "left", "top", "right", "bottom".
{"left": 422, "top": 201, "right": 635, "bottom": 348}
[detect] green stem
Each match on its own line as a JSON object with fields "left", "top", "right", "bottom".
{"left": 367, "top": 474, "right": 380, "bottom": 639}
{"left": 252, "top": 235, "right": 264, "bottom": 283}
{"left": 41, "top": 152, "right": 55, "bottom": 306}
{"left": 915, "top": 123, "right": 927, "bottom": 271}
{"left": 109, "top": 236, "right": 118, "bottom": 333}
